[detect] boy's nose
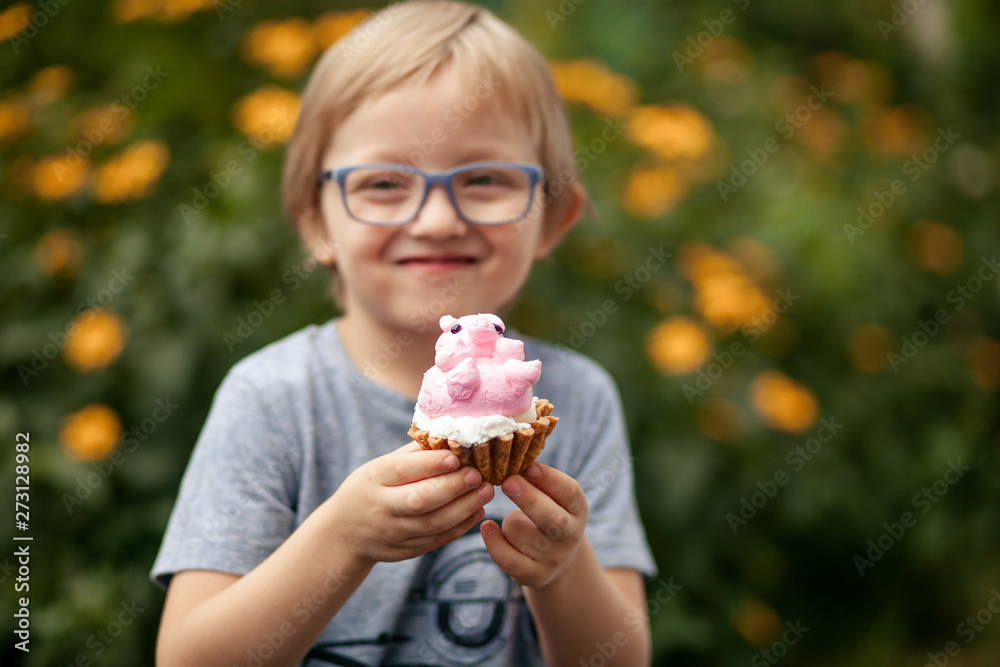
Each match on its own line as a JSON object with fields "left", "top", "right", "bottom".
{"left": 406, "top": 184, "right": 467, "bottom": 239}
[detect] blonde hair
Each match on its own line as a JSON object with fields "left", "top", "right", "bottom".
{"left": 282, "top": 0, "right": 582, "bottom": 248}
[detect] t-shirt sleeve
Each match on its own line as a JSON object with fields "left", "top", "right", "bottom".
{"left": 561, "top": 362, "right": 658, "bottom": 581}
{"left": 150, "top": 369, "right": 301, "bottom": 590}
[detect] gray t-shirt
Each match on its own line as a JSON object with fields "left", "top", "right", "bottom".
{"left": 151, "top": 318, "right": 657, "bottom": 666}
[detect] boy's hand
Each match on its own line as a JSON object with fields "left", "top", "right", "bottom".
{"left": 326, "top": 442, "right": 494, "bottom": 566}
{"left": 480, "top": 463, "right": 588, "bottom": 589}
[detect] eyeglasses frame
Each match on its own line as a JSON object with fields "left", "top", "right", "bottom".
{"left": 317, "top": 161, "right": 544, "bottom": 227}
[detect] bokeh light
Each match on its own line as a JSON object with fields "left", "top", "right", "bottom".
{"left": 750, "top": 370, "right": 820, "bottom": 433}
{"left": 60, "top": 404, "right": 123, "bottom": 462}
{"left": 63, "top": 309, "right": 128, "bottom": 372}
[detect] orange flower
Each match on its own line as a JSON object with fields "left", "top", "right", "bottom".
{"left": 64, "top": 309, "right": 127, "bottom": 372}
{"left": 733, "top": 600, "right": 782, "bottom": 647}
{"left": 27, "top": 65, "right": 74, "bottom": 104}
{"left": 313, "top": 10, "right": 370, "bottom": 49}
{"left": 626, "top": 105, "right": 714, "bottom": 161}
{"left": 34, "top": 229, "right": 83, "bottom": 279}
{"left": 750, "top": 370, "right": 819, "bottom": 433}
{"left": 622, "top": 165, "right": 684, "bottom": 218}
{"left": 908, "top": 221, "right": 963, "bottom": 274}
{"left": 647, "top": 317, "right": 712, "bottom": 375}
{"left": 242, "top": 19, "right": 318, "bottom": 78}
{"left": 60, "top": 404, "right": 123, "bottom": 462}
{"left": 549, "top": 60, "right": 637, "bottom": 115}
{"left": 231, "top": 87, "right": 300, "bottom": 144}
{"left": 31, "top": 152, "right": 89, "bottom": 200}
{"left": 0, "top": 96, "right": 31, "bottom": 143}
{"left": 92, "top": 140, "right": 170, "bottom": 203}
{"left": 969, "top": 337, "right": 1000, "bottom": 392}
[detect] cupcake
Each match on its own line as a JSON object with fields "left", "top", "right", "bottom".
{"left": 407, "top": 313, "right": 558, "bottom": 485}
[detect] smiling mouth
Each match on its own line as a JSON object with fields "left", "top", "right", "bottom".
{"left": 397, "top": 256, "right": 478, "bottom": 266}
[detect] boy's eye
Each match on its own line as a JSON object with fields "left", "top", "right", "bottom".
{"left": 450, "top": 323, "right": 462, "bottom": 334}
{"left": 458, "top": 169, "right": 512, "bottom": 189}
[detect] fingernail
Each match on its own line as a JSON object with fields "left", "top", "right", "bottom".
{"left": 504, "top": 478, "right": 522, "bottom": 497}
{"left": 482, "top": 521, "right": 494, "bottom": 535}
{"left": 465, "top": 468, "right": 481, "bottom": 486}
{"left": 443, "top": 455, "right": 459, "bottom": 471}
{"left": 478, "top": 484, "right": 493, "bottom": 503}
{"left": 525, "top": 464, "right": 541, "bottom": 480}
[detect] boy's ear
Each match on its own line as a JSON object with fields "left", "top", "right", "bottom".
{"left": 299, "top": 207, "right": 337, "bottom": 266}
{"left": 534, "top": 181, "right": 586, "bottom": 260}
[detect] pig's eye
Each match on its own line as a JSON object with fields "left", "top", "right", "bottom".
{"left": 450, "top": 323, "right": 462, "bottom": 334}
{"left": 494, "top": 323, "right": 504, "bottom": 334}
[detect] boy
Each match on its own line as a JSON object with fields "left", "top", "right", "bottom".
{"left": 152, "top": 2, "right": 657, "bottom": 665}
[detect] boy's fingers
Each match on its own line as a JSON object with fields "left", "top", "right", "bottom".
{"left": 378, "top": 446, "right": 461, "bottom": 486}
{"left": 395, "top": 467, "right": 486, "bottom": 516}
{"left": 500, "top": 472, "right": 581, "bottom": 542}
{"left": 481, "top": 520, "right": 538, "bottom": 584}
{"left": 519, "top": 463, "right": 587, "bottom": 516}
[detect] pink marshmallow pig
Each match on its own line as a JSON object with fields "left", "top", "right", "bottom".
{"left": 416, "top": 313, "right": 541, "bottom": 419}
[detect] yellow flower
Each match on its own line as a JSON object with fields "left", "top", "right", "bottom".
{"left": 750, "top": 370, "right": 819, "bottom": 433}
{"left": 647, "top": 317, "right": 712, "bottom": 375}
{"left": 231, "top": 87, "right": 300, "bottom": 144}
{"left": 112, "top": 0, "right": 217, "bottom": 23}
{"left": 64, "top": 309, "right": 127, "bottom": 372}
{"left": 549, "top": 60, "right": 637, "bottom": 115}
{"left": 34, "top": 229, "right": 83, "bottom": 279}
{"left": 313, "top": 10, "right": 370, "bottom": 49}
{"left": 862, "top": 106, "right": 930, "bottom": 158}
{"left": 60, "top": 404, "right": 122, "bottom": 462}
{"left": 0, "top": 96, "right": 31, "bottom": 143}
{"left": 92, "top": 140, "right": 170, "bottom": 203}
{"left": 626, "top": 105, "right": 714, "bottom": 161}
{"left": 677, "top": 242, "right": 774, "bottom": 333}
{"left": 242, "top": 19, "right": 318, "bottom": 78}
{"left": 622, "top": 165, "right": 684, "bottom": 218}
{"left": 27, "top": 65, "right": 74, "bottom": 104}
{"left": 732, "top": 600, "right": 782, "bottom": 648}
{"left": 31, "top": 152, "right": 89, "bottom": 200}
{"left": 74, "top": 105, "right": 131, "bottom": 148}
{"left": 848, "top": 323, "right": 894, "bottom": 374}
{"left": 908, "top": 221, "right": 963, "bottom": 274}
{"left": 0, "top": 4, "right": 32, "bottom": 42}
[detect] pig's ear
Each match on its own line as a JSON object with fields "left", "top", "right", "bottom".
{"left": 483, "top": 313, "right": 504, "bottom": 333}
{"left": 439, "top": 315, "right": 459, "bottom": 332}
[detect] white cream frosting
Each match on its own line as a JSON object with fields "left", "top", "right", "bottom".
{"left": 413, "top": 398, "right": 538, "bottom": 447}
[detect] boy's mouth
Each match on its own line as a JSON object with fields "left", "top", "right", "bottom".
{"left": 396, "top": 255, "right": 479, "bottom": 271}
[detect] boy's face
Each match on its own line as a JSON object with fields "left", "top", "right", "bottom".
{"left": 316, "top": 64, "right": 567, "bottom": 334}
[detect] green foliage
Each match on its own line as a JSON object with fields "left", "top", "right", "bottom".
{"left": 1, "top": 0, "right": 998, "bottom": 665}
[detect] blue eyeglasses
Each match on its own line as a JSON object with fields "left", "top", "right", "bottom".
{"left": 317, "top": 161, "right": 543, "bottom": 226}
